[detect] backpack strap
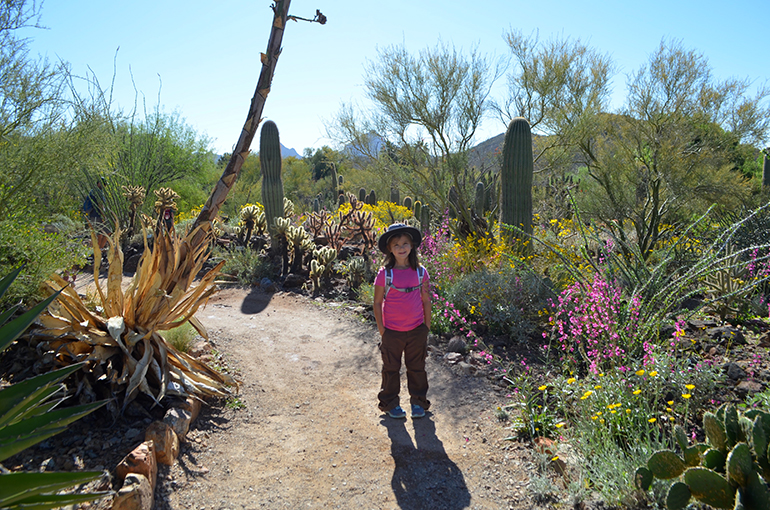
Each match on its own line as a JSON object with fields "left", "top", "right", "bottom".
{"left": 383, "top": 266, "right": 425, "bottom": 300}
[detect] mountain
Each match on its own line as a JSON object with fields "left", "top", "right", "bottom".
{"left": 281, "top": 144, "right": 301, "bottom": 159}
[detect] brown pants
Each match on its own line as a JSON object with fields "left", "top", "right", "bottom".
{"left": 378, "top": 323, "right": 431, "bottom": 412}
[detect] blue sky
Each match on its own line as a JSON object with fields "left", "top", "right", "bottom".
{"left": 23, "top": 0, "right": 769, "bottom": 155}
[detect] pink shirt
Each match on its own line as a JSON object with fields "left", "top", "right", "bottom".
{"left": 375, "top": 266, "right": 429, "bottom": 331}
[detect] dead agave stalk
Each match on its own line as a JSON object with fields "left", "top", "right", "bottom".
{"left": 32, "top": 224, "right": 237, "bottom": 415}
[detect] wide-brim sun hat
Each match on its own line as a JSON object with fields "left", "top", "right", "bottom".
{"left": 378, "top": 223, "right": 422, "bottom": 253}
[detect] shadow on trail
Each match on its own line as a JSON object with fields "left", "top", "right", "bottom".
{"left": 240, "top": 287, "right": 274, "bottom": 314}
{"left": 382, "top": 414, "right": 471, "bottom": 510}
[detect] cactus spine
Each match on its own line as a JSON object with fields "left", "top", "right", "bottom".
{"left": 260, "top": 120, "right": 284, "bottom": 237}
{"left": 500, "top": 117, "right": 534, "bottom": 241}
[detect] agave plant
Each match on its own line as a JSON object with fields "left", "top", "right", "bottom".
{"left": 29, "top": 223, "right": 237, "bottom": 416}
{"left": 0, "top": 267, "right": 109, "bottom": 510}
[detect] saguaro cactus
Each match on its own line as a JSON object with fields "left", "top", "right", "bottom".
{"left": 500, "top": 117, "right": 534, "bottom": 241}
{"left": 260, "top": 120, "right": 284, "bottom": 236}
{"left": 762, "top": 149, "right": 770, "bottom": 189}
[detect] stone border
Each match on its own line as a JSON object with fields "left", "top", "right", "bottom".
{"left": 109, "top": 397, "right": 202, "bottom": 510}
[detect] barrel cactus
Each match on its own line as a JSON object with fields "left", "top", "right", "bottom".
{"left": 500, "top": 117, "right": 533, "bottom": 242}
{"left": 260, "top": 120, "right": 284, "bottom": 238}
{"left": 636, "top": 404, "right": 770, "bottom": 509}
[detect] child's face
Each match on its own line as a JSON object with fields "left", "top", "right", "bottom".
{"left": 388, "top": 234, "right": 412, "bottom": 262}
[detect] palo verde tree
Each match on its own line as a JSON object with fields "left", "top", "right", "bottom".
{"left": 502, "top": 33, "right": 770, "bottom": 259}
{"left": 581, "top": 40, "right": 770, "bottom": 259}
{"left": 332, "top": 40, "right": 504, "bottom": 234}
{"left": 0, "top": 0, "right": 70, "bottom": 221}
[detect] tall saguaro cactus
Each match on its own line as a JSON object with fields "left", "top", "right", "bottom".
{"left": 260, "top": 121, "right": 284, "bottom": 235}
{"left": 762, "top": 148, "right": 770, "bottom": 189}
{"left": 500, "top": 117, "right": 534, "bottom": 242}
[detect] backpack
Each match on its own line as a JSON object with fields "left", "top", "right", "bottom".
{"left": 384, "top": 265, "right": 425, "bottom": 299}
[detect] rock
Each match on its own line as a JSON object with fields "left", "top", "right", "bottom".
{"left": 112, "top": 473, "right": 153, "bottom": 510}
{"left": 125, "top": 428, "right": 142, "bottom": 440}
{"left": 259, "top": 278, "right": 277, "bottom": 292}
{"left": 447, "top": 336, "right": 467, "bottom": 353}
{"left": 706, "top": 326, "right": 746, "bottom": 345}
{"left": 124, "top": 253, "right": 142, "bottom": 273}
{"left": 444, "top": 352, "right": 463, "bottom": 364}
{"left": 458, "top": 362, "right": 477, "bottom": 376}
{"left": 427, "top": 333, "right": 439, "bottom": 346}
{"left": 116, "top": 441, "right": 157, "bottom": 490}
{"left": 189, "top": 339, "right": 213, "bottom": 358}
{"left": 178, "top": 397, "right": 203, "bottom": 423}
{"left": 283, "top": 273, "right": 306, "bottom": 288}
{"left": 144, "top": 421, "right": 179, "bottom": 466}
{"left": 724, "top": 362, "right": 746, "bottom": 382}
{"left": 163, "top": 407, "right": 193, "bottom": 441}
{"left": 735, "top": 380, "right": 763, "bottom": 397}
{"left": 689, "top": 318, "right": 718, "bottom": 329}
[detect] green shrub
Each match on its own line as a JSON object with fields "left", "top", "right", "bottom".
{"left": 217, "top": 246, "right": 276, "bottom": 285}
{"left": 159, "top": 322, "right": 198, "bottom": 353}
{"left": 447, "top": 266, "right": 551, "bottom": 343}
{"left": 0, "top": 220, "right": 88, "bottom": 306}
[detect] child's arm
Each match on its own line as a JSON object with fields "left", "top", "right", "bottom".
{"left": 373, "top": 284, "right": 385, "bottom": 337}
{"left": 421, "top": 273, "right": 431, "bottom": 331}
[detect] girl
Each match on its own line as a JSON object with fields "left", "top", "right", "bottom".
{"left": 373, "top": 223, "right": 431, "bottom": 419}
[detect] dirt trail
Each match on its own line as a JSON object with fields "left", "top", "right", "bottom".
{"left": 152, "top": 287, "right": 539, "bottom": 510}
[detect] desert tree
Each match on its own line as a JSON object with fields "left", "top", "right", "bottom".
{"left": 331, "top": 40, "right": 504, "bottom": 232}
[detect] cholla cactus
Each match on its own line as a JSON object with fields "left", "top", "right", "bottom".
{"left": 283, "top": 197, "right": 295, "bottom": 218}
{"left": 154, "top": 187, "right": 180, "bottom": 234}
{"left": 345, "top": 256, "right": 367, "bottom": 288}
{"left": 306, "top": 210, "right": 331, "bottom": 239}
{"left": 287, "top": 225, "right": 311, "bottom": 273}
{"left": 122, "top": 185, "right": 146, "bottom": 236}
{"left": 239, "top": 205, "right": 267, "bottom": 245}
{"left": 154, "top": 187, "right": 179, "bottom": 214}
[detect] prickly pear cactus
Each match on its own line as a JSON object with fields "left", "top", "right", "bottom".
{"left": 500, "top": 117, "right": 533, "bottom": 240}
{"left": 637, "top": 405, "right": 770, "bottom": 509}
{"left": 260, "top": 120, "right": 284, "bottom": 237}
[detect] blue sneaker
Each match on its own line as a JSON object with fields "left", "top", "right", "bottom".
{"left": 411, "top": 404, "right": 425, "bottom": 418}
{"left": 387, "top": 406, "right": 406, "bottom": 419}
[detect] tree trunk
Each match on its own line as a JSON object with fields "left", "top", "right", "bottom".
{"left": 190, "top": 0, "right": 291, "bottom": 244}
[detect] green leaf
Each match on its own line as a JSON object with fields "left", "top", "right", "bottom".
{"left": 3, "top": 490, "right": 110, "bottom": 510}
{"left": 0, "top": 363, "right": 85, "bottom": 424}
{"left": 0, "top": 266, "right": 23, "bottom": 302}
{"left": 0, "top": 289, "right": 62, "bottom": 353}
{"left": 684, "top": 467, "right": 736, "bottom": 509}
{"left": 648, "top": 450, "right": 686, "bottom": 479}
{"left": 726, "top": 443, "right": 753, "bottom": 487}
{"left": 635, "top": 466, "right": 653, "bottom": 490}
{"left": 666, "top": 481, "right": 691, "bottom": 510}
{"left": 0, "top": 400, "right": 106, "bottom": 462}
{"left": 0, "top": 471, "right": 105, "bottom": 508}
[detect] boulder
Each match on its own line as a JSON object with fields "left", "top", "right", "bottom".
{"left": 112, "top": 473, "right": 153, "bottom": 510}
{"left": 706, "top": 326, "right": 746, "bottom": 345}
{"left": 116, "top": 441, "right": 157, "bottom": 490}
{"left": 144, "top": 421, "right": 179, "bottom": 466}
{"left": 283, "top": 273, "right": 306, "bottom": 288}
{"left": 447, "top": 336, "right": 467, "bottom": 353}
{"left": 163, "top": 407, "right": 193, "bottom": 441}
